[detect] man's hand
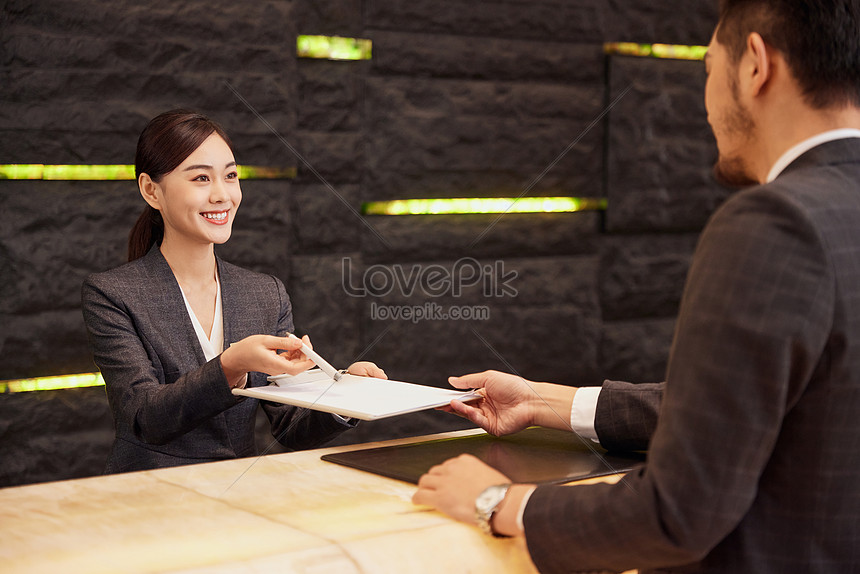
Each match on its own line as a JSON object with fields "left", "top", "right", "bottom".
{"left": 413, "top": 454, "right": 511, "bottom": 525}
{"left": 446, "top": 370, "right": 579, "bottom": 435}
{"left": 444, "top": 370, "right": 540, "bottom": 436}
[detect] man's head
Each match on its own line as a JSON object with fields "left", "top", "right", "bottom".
{"left": 705, "top": 0, "right": 860, "bottom": 186}
{"left": 716, "top": 0, "right": 860, "bottom": 110}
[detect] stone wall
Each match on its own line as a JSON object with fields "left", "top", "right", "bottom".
{"left": 0, "top": 0, "right": 722, "bottom": 486}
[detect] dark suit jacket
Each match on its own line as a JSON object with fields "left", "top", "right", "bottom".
{"left": 82, "top": 246, "right": 351, "bottom": 473}
{"left": 524, "top": 138, "right": 860, "bottom": 573}
{"left": 595, "top": 380, "right": 663, "bottom": 452}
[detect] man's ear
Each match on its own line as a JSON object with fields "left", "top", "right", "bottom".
{"left": 139, "top": 173, "right": 161, "bottom": 210}
{"left": 746, "top": 32, "right": 772, "bottom": 97}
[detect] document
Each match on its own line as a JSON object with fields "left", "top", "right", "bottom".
{"left": 232, "top": 369, "right": 481, "bottom": 421}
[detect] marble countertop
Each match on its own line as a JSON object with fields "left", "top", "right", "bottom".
{"left": 0, "top": 428, "right": 543, "bottom": 574}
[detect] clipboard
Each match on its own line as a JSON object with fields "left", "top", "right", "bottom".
{"left": 232, "top": 369, "right": 481, "bottom": 421}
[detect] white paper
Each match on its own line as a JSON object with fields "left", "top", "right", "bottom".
{"left": 232, "top": 369, "right": 481, "bottom": 421}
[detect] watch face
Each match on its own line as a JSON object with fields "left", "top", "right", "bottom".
{"left": 475, "top": 484, "right": 511, "bottom": 536}
{"left": 477, "top": 485, "right": 508, "bottom": 513}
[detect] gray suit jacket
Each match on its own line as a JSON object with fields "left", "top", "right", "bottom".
{"left": 525, "top": 138, "right": 860, "bottom": 573}
{"left": 82, "top": 246, "right": 351, "bottom": 473}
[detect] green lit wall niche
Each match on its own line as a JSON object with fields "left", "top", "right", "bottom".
{"left": 361, "top": 197, "right": 607, "bottom": 216}
{"left": 297, "top": 35, "right": 372, "bottom": 60}
{"left": 0, "top": 165, "right": 296, "bottom": 181}
{"left": 0, "top": 373, "right": 105, "bottom": 393}
{"left": 604, "top": 42, "right": 707, "bottom": 61}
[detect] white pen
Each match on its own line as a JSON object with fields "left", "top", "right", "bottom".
{"left": 288, "top": 333, "right": 343, "bottom": 381}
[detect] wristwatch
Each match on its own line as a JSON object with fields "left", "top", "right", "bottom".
{"left": 474, "top": 483, "right": 511, "bottom": 536}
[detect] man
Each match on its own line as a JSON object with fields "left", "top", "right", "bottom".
{"left": 412, "top": 1, "right": 860, "bottom": 572}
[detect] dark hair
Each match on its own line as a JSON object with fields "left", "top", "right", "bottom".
{"left": 127, "top": 109, "right": 234, "bottom": 261}
{"left": 716, "top": 0, "right": 860, "bottom": 109}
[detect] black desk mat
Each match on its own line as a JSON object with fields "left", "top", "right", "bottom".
{"left": 321, "top": 427, "right": 645, "bottom": 485}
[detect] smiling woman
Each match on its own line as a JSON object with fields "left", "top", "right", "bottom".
{"left": 140, "top": 134, "right": 240, "bottom": 246}
{"left": 127, "top": 110, "right": 238, "bottom": 262}
{"left": 80, "top": 110, "right": 384, "bottom": 474}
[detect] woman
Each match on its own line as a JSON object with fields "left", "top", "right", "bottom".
{"left": 82, "top": 109, "right": 383, "bottom": 473}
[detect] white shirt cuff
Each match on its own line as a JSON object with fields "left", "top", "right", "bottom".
{"left": 569, "top": 386, "right": 601, "bottom": 442}
{"left": 516, "top": 486, "right": 537, "bottom": 532}
{"left": 232, "top": 373, "right": 249, "bottom": 390}
{"left": 332, "top": 413, "right": 354, "bottom": 425}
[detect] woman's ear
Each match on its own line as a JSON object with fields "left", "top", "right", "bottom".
{"left": 139, "top": 173, "right": 161, "bottom": 210}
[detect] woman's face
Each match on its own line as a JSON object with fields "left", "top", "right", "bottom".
{"left": 153, "top": 133, "right": 241, "bottom": 248}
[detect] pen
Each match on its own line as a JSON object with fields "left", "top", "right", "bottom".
{"left": 288, "top": 333, "right": 343, "bottom": 381}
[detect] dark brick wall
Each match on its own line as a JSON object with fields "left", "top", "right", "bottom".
{"left": 0, "top": 0, "right": 722, "bottom": 486}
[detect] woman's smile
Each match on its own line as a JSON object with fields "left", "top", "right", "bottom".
{"left": 201, "top": 210, "right": 230, "bottom": 224}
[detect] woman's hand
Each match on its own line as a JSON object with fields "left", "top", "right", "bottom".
{"left": 346, "top": 361, "right": 387, "bottom": 379}
{"left": 220, "top": 334, "right": 315, "bottom": 387}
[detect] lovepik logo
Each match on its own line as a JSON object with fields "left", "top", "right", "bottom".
{"left": 341, "top": 257, "right": 518, "bottom": 298}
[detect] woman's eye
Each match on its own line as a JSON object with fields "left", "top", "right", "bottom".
{"left": 192, "top": 174, "right": 210, "bottom": 182}
{"left": 226, "top": 171, "right": 239, "bottom": 180}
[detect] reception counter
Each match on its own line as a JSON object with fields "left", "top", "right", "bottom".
{"left": 0, "top": 428, "right": 633, "bottom": 573}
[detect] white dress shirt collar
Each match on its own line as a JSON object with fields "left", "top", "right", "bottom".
{"left": 766, "top": 128, "right": 860, "bottom": 183}
{"left": 178, "top": 271, "right": 224, "bottom": 362}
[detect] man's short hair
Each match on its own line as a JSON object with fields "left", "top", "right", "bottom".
{"left": 717, "top": 0, "right": 860, "bottom": 108}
